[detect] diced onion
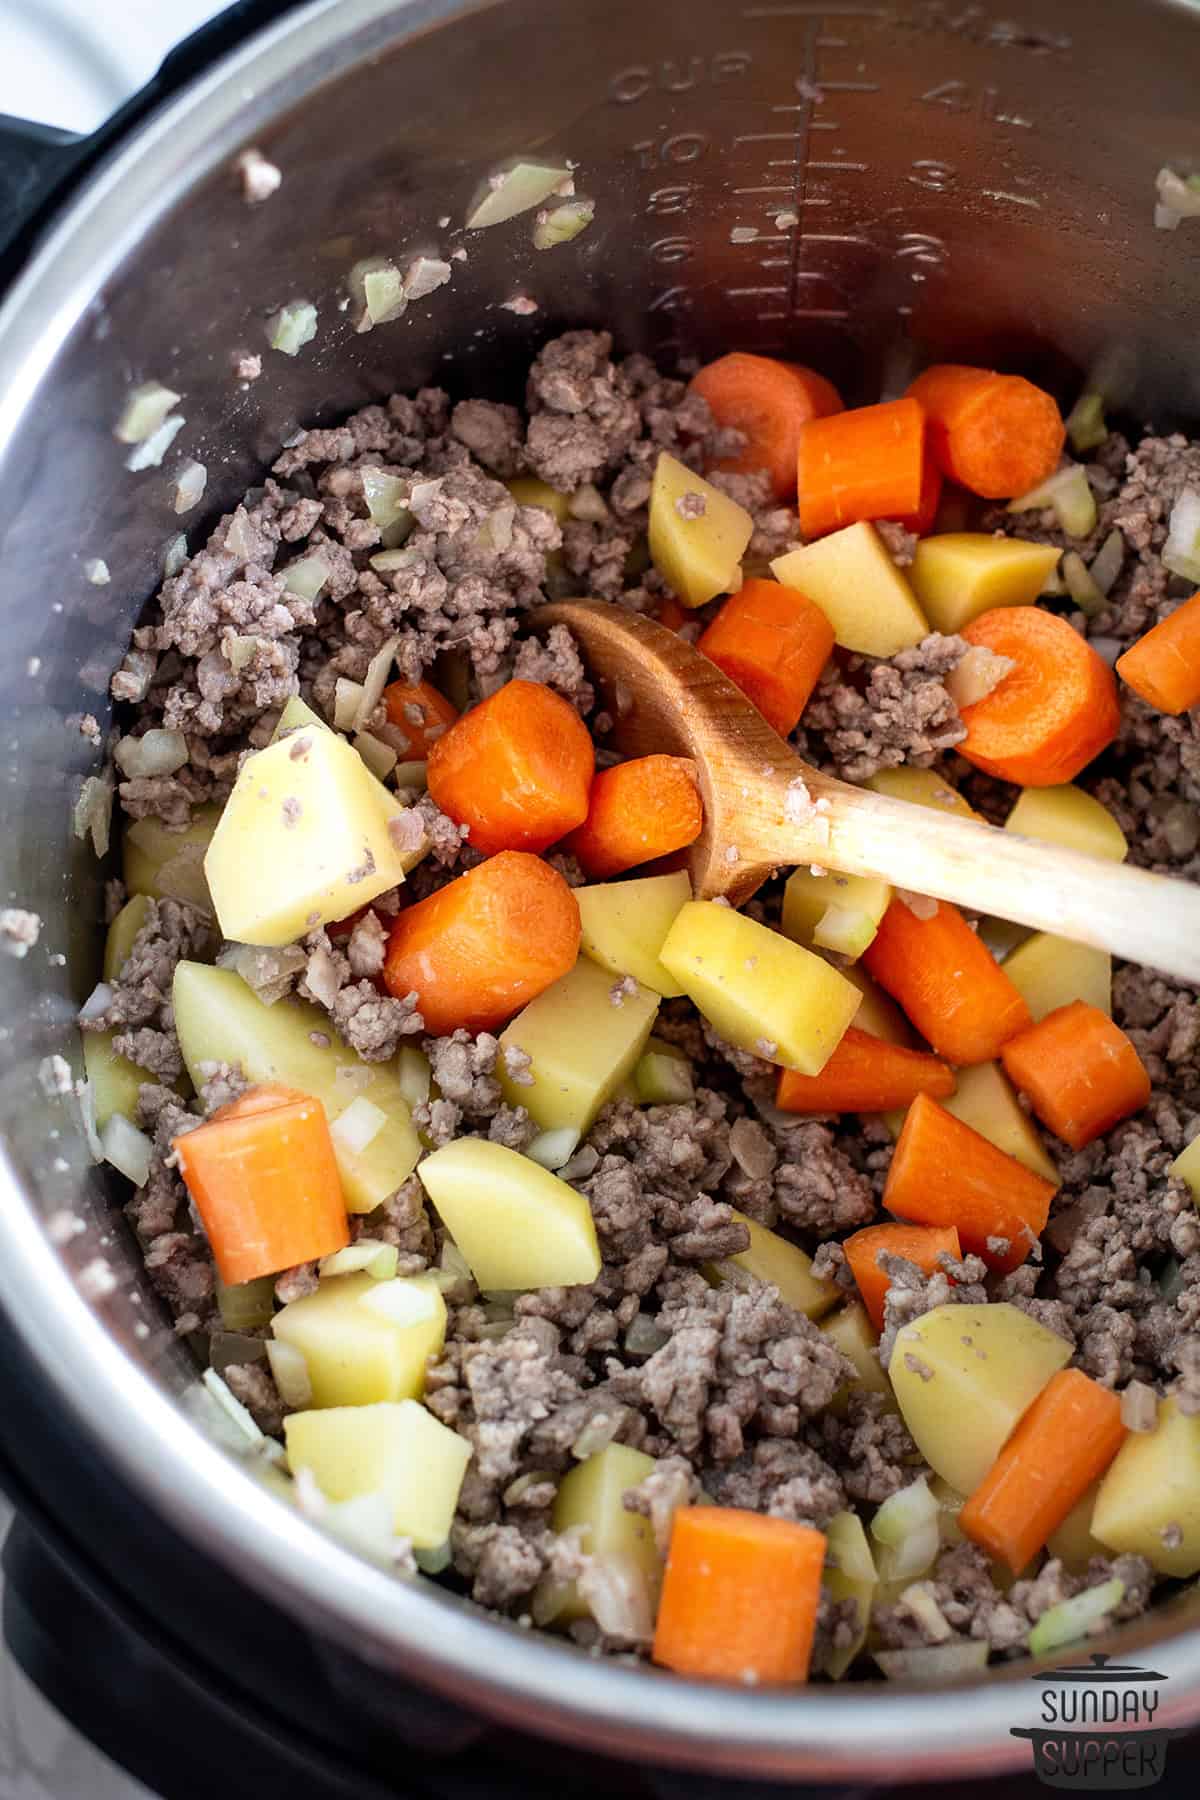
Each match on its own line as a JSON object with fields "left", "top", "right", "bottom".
{"left": 361, "top": 468, "right": 412, "bottom": 542}
{"left": 1163, "top": 489, "right": 1200, "bottom": 584}
{"left": 392, "top": 759, "right": 428, "bottom": 795}
{"left": 572, "top": 1412, "right": 621, "bottom": 1459}
{"left": 871, "top": 1478, "right": 940, "bottom": 1580}
{"left": 946, "top": 645, "right": 1014, "bottom": 709}
{"left": 1120, "top": 1380, "right": 1158, "bottom": 1433}
{"left": 414, "top": 1540, "right": 453, "bottom": 1575}
{"left": 504, "top": 1470, "right": 553, "bottom": 1506}
{"left": 99, "top": 1112, "right": 153, "bottom": 1186}
{"left": 216, "top": 1273, "right": 276, "bottom": 1331}
{"left": 531, "top": 1570, "right": 572, "bottom": 1626}
{"left": 438, "top": 1238, "right": 473, "bottom": 1287}
{"left": 156, "top": 848, "right": 214, "bottom": 915}
{"left": 199, "top": 1368, "right": 283, "bottom": 1462}
{"left": 898, "top": 1581, "right": 953, "bottom": 1643}
{"left": 78, "top": 981, "right": 114, "bottom": 1022}
{"left": 173, "top": 459, "right": 208, "bottom": 513}
{"left": 396, "top": 1045, "right": 432, "bottom": 1109}
{"left": 624, "top": 1312, "right": 669, "bottom": 1357}
{"left": 576, "top": 1553, "right": 654, "bottom": 1644}
{"left": 330, "top": 1096, "right": 387, "bottom": 1154}
{"left": 526, "top": 1126, "right": 581, "bottom": 1170}
{"left": 466, "top": 162, "right": 573, "bottom": 229}
{"left": 1162, "top": 800, "right": 1200, "bottom": 857}
{"left": 76, "top": 1079, "right": 103, "bottom": 1162}
{"left": 223, "top": 942, "right": 306, "bottom": 1005}
{"left": 1007, "top": 463, "right": 1097, "bottom": 538}
{"left": 73, "top": 774, "right": 113, "bottom": 857}
{"left": 369, "top": 548, "right": 416, "bottom": 574}
{"left": 114, "top": 729, "right": 188, "bottom": 779}
{"left": 532, "top": 198, "right": 595, "bottom": 250}
{"left": 126, "top": 414, "right": 185, "bottom": 472}
{"left": 114, "top": 380, "right": 181, "bottom": 444}
{"left": 568, "top": 483, "right": 609, "bottom": 523}
{"left": 1155, "top": 204, "right": 1182, "bottom": 232}
{"left": 266, "top": 300, "right": 318, "bottom": 355}
{"left": 350, "top": 260, "right": 407, "bottom": 333}
{"left": 1028, "top": 1578, "right": 1124, "bottom": 1658}
{"left": 333, "top": 678, "right": 365, "bottom": 732}
{"left": 1065, "top": 391, "right": 1108, "bottom": 454}
{"left": 403, "top": 256, "right": 452, "bottom": 301}
{"left": 224, "top": 508, "right": 258, "bottom": 561}
{"left": 353, "top": 634, "right": 401, "bottom": 733}
{"left": 1089, "top": 528, "right": 1124, "bottom": 597}
{"left": 162, "top": 533, "right": 188, "bottom": 577}
{"left": 83, "top": 558, "right": 110, "bottom": 586}
{"left": 224, "top": 634, "right": 260, "bottom": 673}
{"left": 1061, "top": 551, "right": 1107, "bottom": 618}
{"left": 874, "top": 1642, "right": 989, "bottom": 1682}
{"left": 266, "top": 1338, "right": 313, "bottom": 1408}
{"left": 1155, "top": 167, "right": 1200, "bottom": 228}
{"left": 319, "top": 1239, "right": 399, "bottom": 1280}
{"left": 282, "top": 553, "right": 330, "bottom": 602}
{"left": 353, "top": 730, "right": 398, "bottom": 781}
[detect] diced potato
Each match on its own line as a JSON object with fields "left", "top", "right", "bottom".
{"left": 82, "top": 1029, "right": 156, "bottom": 1131}
{"left": 1092, "top": 1398, "right": 1200, "bottom": 1576}
{"left": 507, "top": 476, "right": 571, "bottom": 525}
{"left": 707, "top": 1213, "right": 841, "bottom": 1320}
{"left": 272, "top": 695, "right": 327, "bottom": 740}
{"left": 820, "top": 1302, "right": 892, "bottom": 1403}
{"left": 634, "top": 1041, "right": 695, "bottom": 1105}
{"left": 204, "top": 730, "right": 409, "bottom": 946}
{"left": 771, "top": 522, "right": 929, "bottom": 657}
{"left": 497, "top": 956, "right": 659, "bottom": 1136}
{"left": 284, "top": 1400, "right": 471, "bottom": 1548}
{"left": 781, "top": 867, "right": 891, "bottom": 962}
{"left": 865, "top": 767, "right": 981, "bottom": 821}
{"left": 823, "top": 1510, "right": 877, "bottom": 1678}
{"left": 890, "top": 1303, "right": 1072, "bottom": 1496}
{"left": 552, "top": 1443, "right": 660, "bottom": 1622}
{"left": 272, "top": 1272, "right": 446, "bottom": 1408}
{"left": 1046, "top": 1482, "right": 1108, "bottom": 1571}
{"left": 416, "top": 1138, "right": 601, "bottom": 1290}
{"left": 103, "top": 893, "right": 154, "bottom": 981}
{"left": 123, "top": 804, "right": 222, "bottom": 913}
{"left": 660, "top": 901, "right": 859, "bottom": 1075}
{"left": 841, "top": 965, "right": 918, "bottom": 1048}
{"left": 1170, "top": 1132, "right": 1200, "bottom": 1203}
{"left": 940, "top": 1061, "right": 1060, "bottom": 1187}
{"left": 908, "top": 534, "right": 1061, "bottom": 634}
{"left": 1005, "top": 784, "right": 1128, "bottom": 863}
{"left": 1002, "top": 932, "right": 1111, "bottom": 1022}
{"left": 172, "top": 962, "right": 420, "bottom": 1213}
{"left": 975, "top": 917, "right": 1031, "bottom": 963}
{"left": 649, "top": 452, "right": 753, "bottom": 608}
{"left": 273, "top": 696, "right": 428, "bottom": 874}
{"left": 576, "top": 871, "right": 690, "bottom": 998}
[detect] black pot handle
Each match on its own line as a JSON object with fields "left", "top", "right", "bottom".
{"left": 0, "top": 0, "right": 303, "bottom": 269}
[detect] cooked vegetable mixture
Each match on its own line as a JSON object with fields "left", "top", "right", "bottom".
{"left": 80, "top": 333, "right": 1200, "bottom": 1685}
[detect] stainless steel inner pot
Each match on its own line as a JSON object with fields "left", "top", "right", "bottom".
{"left": 2, "top": 0, "right": 1200, "bottom": 1780}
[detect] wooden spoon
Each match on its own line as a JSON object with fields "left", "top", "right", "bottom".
{"left": 537, "top": 599, "right": 1200, "bottom": 984}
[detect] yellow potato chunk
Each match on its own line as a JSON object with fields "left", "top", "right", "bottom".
{"left": 820, "top": 1301, "right": 892, "bottom": 1403}
{"left": 782, "top": 866, "right": 891, "bottom": 962}
{"left": 940, "top": 1061, "right": 1060, "bottom": 1187}
{"left": 865, "top": 766, "right": 981, "bottom": 820}
{"left": 634, "top": 1039, "right": 694, "bottom": 1105}
{"left": 576, "top": 871, "right": 690, "bottom": 997}
{"left": 416, "top": 1138, "right": 601, "bottom": 1290}
{"left": 649, "top": 452, "right": 753, "bottom": 608}
{"left": 909, "top": 533, "right": 1061, "bottom": 634}
{"left": 497, "top": 956, "right": 659, "bottom": 1136}
{"left": 841, "top": 966, "right": 918, "bottom": 1048}
{"left": 890, "top": 1303, "right": 1072, "bottom": 1495}
{"left": 172, "top": 962, "right": 421, "bottom": 1213}
{"left": 823, "top": 1510, "right": 877, "bottom": 1678}
{"left": 507, "top": 476, "right": 571, "bottom": 525}
{"left": 1002, "top": 931, "right": 1111, "bottom": 1021}
{"left": 273, "top": 696, "right": 428, "bottom": 874}
{"left": 772, "top": 522, "right": 929, "bottom": 657}
{"left": 1092, "top": 1398, "right": 1200, "bottom": 1576}
{"left": 707, "top": 1213, "right": 840, "bottom": 1320}
{"left": 1005, "top": 784, "right": 1127, "bottom": 863}
{"left": 1046, "top": 1482, "right": 1108, "bottom": 1571}
{"left": 103, "top": 893, "right": 154, "bottom": 981}
{"left": 123, "top": 804, "right": 222, "bottom": 914}
{"left": 284, "top": 1400, "right": 470, "bottom": 1548}
{"left": 1170, "top": 1132, "right": 1200, "bottom": 1203}
{"left": 83, "top": 1030, "right": 157, "bottom": 1131}
{"left": 552, "top": 1443, "right": 660, "bottom": 1622}
{"left": 205, "top": 730, "right": 409, "bottom": 946}
{"left": 272, "top": 1272, "right": 446, "bottom": 1408}
{"left": 660, "top": 900, "right": 859, "bottom": 1075}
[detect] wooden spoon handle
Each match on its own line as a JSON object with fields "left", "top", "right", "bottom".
{"left": 763, "top": 774, "right": 1200, "bottom": 983}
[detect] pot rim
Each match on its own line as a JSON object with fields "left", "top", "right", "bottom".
{"left": 2, "top": 0, "right": 1200, "bottom": 1775}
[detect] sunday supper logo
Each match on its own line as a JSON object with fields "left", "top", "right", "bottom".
{"left": 1011, "top": 1654, "right": 1185, "bottom": 1790}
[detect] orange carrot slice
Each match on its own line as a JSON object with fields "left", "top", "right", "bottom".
{"left": 562, "top": 755, "right": 702, "bottom": 879}
{"left": 1116, "top": 590, "right": 1200, "bottom": 715}
{"left": 956, "top": 607, "right": 1121, "bottom": 787}
{"left": 907, "top": 365, "right": 1065, "bottom": 499}
{"left": 697, "top": 578, "right": 834, "bottom": 737}
{"left": 797, "top": 397, "right": 925, "bottom": 540}
{"left": 426, "top": 680, "right": 594, "bottom": 856}
{"left": 382, "top": 678, "right": 459, "bottom": 758}
{"left": 843, "top": 1221, "right": 963, "bottom": 1332}
{"left": 690, "top": 353, "right": 843, "bottom": 500}
{"left": 776, "top": 1028, "right": 955, "bottom": 1114}
{"left": 1000, "top": 999, "right": 1151, "bottom": 1150}
{"left": 861, "top": 898, "right": 1031, "bottom": 1066}
{"left": 887, "top": 450, "right": 943, "bottom": 536}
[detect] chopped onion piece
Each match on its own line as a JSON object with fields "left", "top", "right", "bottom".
{"left": 154, "top": 847, "right": 214, "bottom": 915}
{"left": 353, "top": 634, "right": 400, "bottom": 732}
{"left": 875, "top": 1642, "right": 989, "bottom": 1682}
{"left": 1156, "top": 167, "right": 1200, "bottom": 223}
{"left": 266, "top": 1337, "right": 313, "bottom": 1409}
{"left": 572, "top": 1412, "right": 621, "bottom": 1459}
{"left": 504, "top": 1470, "right": 553, "bottom": 1505}
{"left": 162, "top": 533, "right": 188, "bottom": 577}
{"left": 77, "top": 1079, "right": 103, "bottom": 1162}
{"left": 353, "top": 730, "right": 398, "bottom": 781}
{"left": 1155, "top": 203, "right": 1182, "bottom": 232}
{"left": 83, "top": 558, "right": 110, "bottom": 586}
{"left": 396, "top": 1045, "right": 431, "bottom": 1110}
{"left": 267, "top": 300, "right": 318, "bottom": 355}
{"left": 526, "top": 1126, "right": 581, "bottom": 1170}
{"left": 349, "top": 258, "right": 407, "bottom": 333}
{"left": 1065, "top": 391, "right": 1108, "bottom": 454}
{"left": 282, "top": 553, "right": 330, "bottom": 603}
{"left": 319, "top": 1239, "right": 399, "bottom": 1281}
{"left": 871, "top": 1478, "right": 939, "bottom": 1580}
{"left": 393, "top": 759, "right": 428, "bottom": 794}
{"left": 333, "top": 679, "right": 365, "bottom": 732}
{"left": 577, "top": 1553, "right": 654, "bottom": 1644}
{"left": 222, "top": 942, "right": 306, "bottom": 1004}
{"left": 369, "top": 547, "right": 416, "bottom": 574}
{"left": 1089, "top": 528, "right": 1124, "bottom": 597}
{"left": 99, "top": 1112, "right": 154, "bottom": 1187}
{"left": 1120, "top": 1380, "right": 1158, "bottom": 1433}
{"left": 414, "top": 1540, "right": 452, "bottom": 1575}
{"left": 201, "top": 1368, "right": 270, "bottom": 1449}
{"left": 467, "top": 162, "right": 573, "bottom": 229}
{"left": 361, "top": 468, "right": 412, "bottom": 542}
{"left": 533, "top": 198, "right": 595, "bottom": 250}
{"left": 568, "top": 483, "right": 609, "bottom": 523}
{"left": 1061, "top": 551, "right": 1107, "bottom": 618}
{"left": 898, "top": 1581, "right": 952, "bottom": 1643}
{"left": 1028, "top": 1578, "right": 1124, "bottom": 1658}
{"left": 624, "top": 1312, "right": 670, "bottom": 1357}
{"left": 114, "top": 381, "right": 181, "bottom": 444}
{"left": 946, "top": 646, "right": 1014, "bottom": 709}
{"left": 78, "top": 981, "right": 114, "bottom": 1022}
{"left": 73, "top": 774, "right": 113, "bottom": 857}
{"left": 114, "top": 729, "right": 188, "bottom": 780}
{"left": 531, "top": 1570, "right": 572, "bottom": 1627}
{"left": 1163, "top": 489, "right": 1200, "bottom": 584}
{"left": 216, "top": 1273, "right": 276, "bottom": 1331}
{"left": 1163, "top": 800, "right": 1200, "bottom": 857}
{"left": 224, "top": 634, "right": 259, "bottom": 673}
{"left": 224, "top": 508, "right": 258, "bottom": 561}
{"left": 126, "top": 413, "right": 185, "bottom": 472}
{"left": 403, "top": 256, "right": 452, "bottom": 300}
{"left": 330, "top": 1095, "right": 387, "bottom": 1155}
{"left": 173, "top": 458, "right": 207, "bottom": 514}
{"left": 1007, "top": 463, "right": 1096, "bottom": 538}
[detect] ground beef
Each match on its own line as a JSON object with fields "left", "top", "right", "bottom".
{"left": 511, "top": 625, "right": 594, "bottom": 712}
{"left": 806, "top": 1392, "right": 924, "bottom": 1504}
{"left": 800, "top": 635, "right": 967, "bottom": 784}
{"left": 224, "top": 1361, "right": 285, "bottom": 1437}
{"left": 79, "top": 898, "right": 212, "bottom": 1081}
{"left": 524, "top": 332, "right": 642, "bottom": 491}
{"left": 876, "top": 1251, "right": 990, "bottom": 1370}
{"left": 297, "top": 926, "right": 424, "bottom": 1059}
{"left": 707, "top": 1439, "right": 846, "bottom": 1527}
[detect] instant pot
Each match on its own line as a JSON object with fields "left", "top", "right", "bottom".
{"left": 2, "top": 0, "right": 1200, "bottom": 1793}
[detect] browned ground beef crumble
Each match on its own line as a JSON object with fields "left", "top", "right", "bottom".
{"left": 91, "top": 330, "right": 1200, "bottom": 1668}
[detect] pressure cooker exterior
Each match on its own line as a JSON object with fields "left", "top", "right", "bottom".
{"left": 2, "top": 0, "right": 1200, "bottom": 1780}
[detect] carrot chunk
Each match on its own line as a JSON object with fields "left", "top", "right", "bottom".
{"left": 382, "top": 850, "right": 581, "bottom": 1035}
{"left": 796, "top": 397, "right": 925, "bottom": 540}
{"left": 1000, "top": 999, "right": 1151, "bottom": 1150}
{"left": 562, "top": 755, "right": 702, "bottom": 879}
{"left": 959, "top": 1369, "right": 1127, "bottom": 1572}
{"left": 887, "top": 449, "right": 943, "bottom": 536}
{"left": 883, "top": 1093, "right": 1055, "bottom": 1273}
{"left": 696, "top": 578, "right": 834, "bottom": 737}
{"left": 174, "top": 1084, "right": 349, "bottom": 1286}
{"left": 653, "top": 1506, "right": 826, "bottom": 1685}
{"left": 861, "top": 897, "right": 1031, "bottom": 1066}
{"left": 382, "top": 678, "right": 459, "bottom": 759}
{"left": 907, "top": 365, "right": 1065, "bottom": 499}
{"left": 776, "top": 1028, "right": 955, "bottom": 1115}
{"left": 955, "top": 606, "right": 1120, "bottom": 787}
{"left": 1116, "top": 590, "right": 1200, "bottom": 715}
{"left": 689, "top": 353, "right": 843, "bottom": 500}
{"left": 843, "top": 1221, "right": 962, "bottom": 1332}
{"left": 426, "top": 680, "right": 594, "bottom": 855}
